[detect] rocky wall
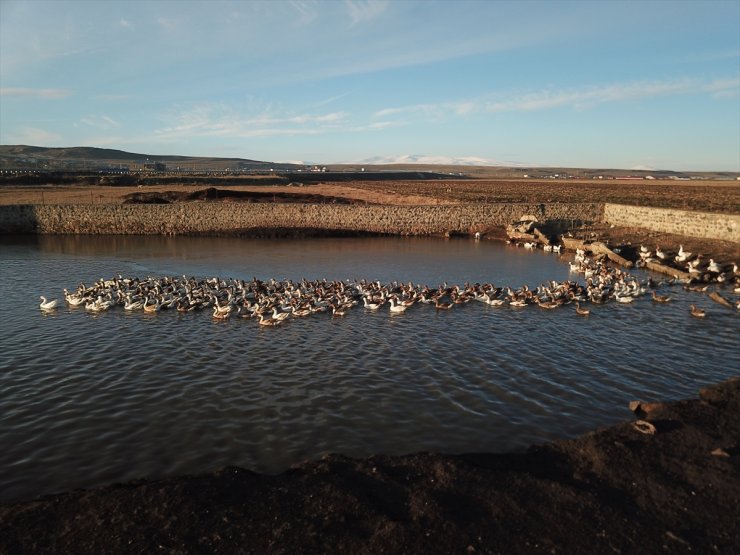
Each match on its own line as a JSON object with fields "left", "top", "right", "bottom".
{"left": 603, "top": 203, "right": 740, "bottom": 243}
{"left": 0, "top": 203, "right": 602, "bottom": 236}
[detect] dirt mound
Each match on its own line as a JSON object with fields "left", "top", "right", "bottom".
{"left": 122, "top": 187, "right": 364, "bottom": 205}
{"left": 2, "top": 378, "right": 738, "bottom": 553}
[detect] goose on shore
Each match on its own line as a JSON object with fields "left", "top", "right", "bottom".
{"left": 707, "top": 259, "right": 722, "bottom": 273}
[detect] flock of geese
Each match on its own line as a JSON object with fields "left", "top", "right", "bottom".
{"left": 637, "top": 243, "right": 738, "bottom": 284}
{"left": 38, "top": 247, "right": 738, "bottom": 323}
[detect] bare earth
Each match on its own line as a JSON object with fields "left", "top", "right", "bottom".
{"left": 1, "top": 177, "right": 739, "bottom": 211}
{"left": 1, "top": 379, "right": 738, "bottom": 554}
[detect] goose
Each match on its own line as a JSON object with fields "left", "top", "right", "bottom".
{"left": 535, "top": 298, "right": 559, "bottom": 309}
{"left": 330, "top": 303, "right": 347, "bottom": 317}
{"left": 63, "top": 289, "right": 85, "bottom": 307}
{"left": 552, "top": 245, "right": 562, "bottom": 253}
{"left": 509, "top": 299, "right": 528, "bottom": 307}
{"left": 614, "top": 294, "right": 634, "bottom": 304}
{"left": 675, "top": 245, "right": 692, "bottom": 263}
{"left": 39, "top": 296, "right": 58, "bottom": 311}
{"left": 271, "top": 307, "right": 290, "bottom": 322}
{"left": 124, "top": 295, "right": 145, "bottom": 311}
{"left": 212, "top": 305, "right": 231, "bottom": 319}
{"left": 655, "top": 245, "right": 668, "bottom": 260}
{"left": 142, "top": 296, "right": 161, "bottom": 313}
{"left": 434, "top": 297, "right": 454, "bottom": 310}
{"left": 575, "top": 302, "right": 590, "bottom": 316}
{"left": 651, "top": 291, "right": 671, "bottom": 303}
{"left": 707, "top": 259, "right": 722, "bottom": 273}
{"left": 362, "top": 296, "right": 384, "bottom": 310}
{"left": 689, "top": 304, "right": 706, "bottom": 318}
{"left": 257, "top": 312, "right": 280, "bottom": 326}
{"left": 388, "top": 296, "right": 408, "bottom": 313}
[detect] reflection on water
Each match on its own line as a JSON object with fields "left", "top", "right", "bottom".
{"left": 0, "top": 234, "right": 738, "bottom": 502}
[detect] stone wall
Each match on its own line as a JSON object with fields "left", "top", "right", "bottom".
{"left": 1, "top": 203, "right": 737, "bottom": 243}
{"left": 603, "top": 204, "right": 740, "bottom": 243}
{"left": 0, "top": 203, "right": 602, "bottom": 236}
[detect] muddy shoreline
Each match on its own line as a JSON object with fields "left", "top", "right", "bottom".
{"left": 1, "top": 378, "right": 738, "bottom": 553}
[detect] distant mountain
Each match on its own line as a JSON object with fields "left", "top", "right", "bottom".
{"left": 0, "top": 145, "right": 302, "bottom": 171}
{"left": 355, "top": 154, "right": 523, "bottom": 167}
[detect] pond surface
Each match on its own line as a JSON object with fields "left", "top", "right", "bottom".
{"left": 1, "top": 235, "right": 737, "bottom": 502}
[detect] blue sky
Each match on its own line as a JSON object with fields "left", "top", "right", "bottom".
{"left": 1, "top": 0, "right": 738, "bottom": 171}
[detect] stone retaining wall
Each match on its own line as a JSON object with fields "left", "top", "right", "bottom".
{"left": 0, "top": 203, "right": 601, "bottom": 236}
{"left": 603, "top": 203, "right": 740, "bottom": 243}
{"left": 1, "top": 203, "right": 737, "bottom": 243}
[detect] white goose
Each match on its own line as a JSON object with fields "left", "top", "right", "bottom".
{"left": 362, "top": 296, "right": 384, "bottom": 310}
{"left": 63, "top": 288, "right": 85, "bottom": 307}
{"left": 675, "top": 245, "right": 691, "bottom": 263}
{"left": 707, "top": 259, "right": 722, "bottom": 273}
{"left": 388, "top": 296, "right": 408, "bottom": 313}
{"left": 39, "top": 296, "right": 59, "bottom": 311}
{"left": 271, "top": 307, "right": 291, "bottom": 322}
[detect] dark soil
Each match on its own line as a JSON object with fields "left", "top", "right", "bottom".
{"left": 122, "top": 187, "right": 365, "bottom": 205}
{"left": 2, "top": 379, "right": 738, "bottom": 554}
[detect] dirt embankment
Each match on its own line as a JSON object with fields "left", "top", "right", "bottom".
{"left": 1, "top": 176, "right": 738, "bottom": 212}
{"left": 1, "top": 378, "right": 738, "bottom": 554}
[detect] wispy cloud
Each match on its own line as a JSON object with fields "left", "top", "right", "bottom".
{"left": 78, "top": 115, "right": 120, "bottom": 129}
{"left": 344, "top": 0, "right": 389, "bottom": 25}
{"left": 289, "top": 0, "right": 319, "bottom": 26}
{"left": 484, "top": 78, "right": 740, "bottom": 113}
{"left": 157, "top": 17, "right": 180, "bottom": 32}
{"left": 153, "top": 103, "right": 349, "bottom": 141}
{"left": 0, "top": 88, "right": 72, "bottom": 99}
{"left": 372, "top": 77, "right": 740, "bottom": 120}
{"left": 2, "top": 126, "right": 61, "bottom": 145}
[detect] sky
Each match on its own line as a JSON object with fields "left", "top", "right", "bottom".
{"left": 0, "top": 0, "right": 739, "bottom": 171}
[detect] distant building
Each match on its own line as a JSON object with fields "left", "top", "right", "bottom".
{"left": 143, "top": 160, "right": 166, "bottom": 172}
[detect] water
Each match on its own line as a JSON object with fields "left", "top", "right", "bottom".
{"left": 1, "top": 235, "right": 738, "bottom": 502}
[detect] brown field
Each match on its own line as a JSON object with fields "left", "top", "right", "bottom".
{"left": 1, "top": 177, "right": 739, "bottom": 212}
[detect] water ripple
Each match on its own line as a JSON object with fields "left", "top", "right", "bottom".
{"left": 1, "top": 235, "right": 738, "bottom": 502}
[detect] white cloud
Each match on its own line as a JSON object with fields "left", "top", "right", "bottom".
{"left": 0, "top": 88, "right": 72, "bottom": 99}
